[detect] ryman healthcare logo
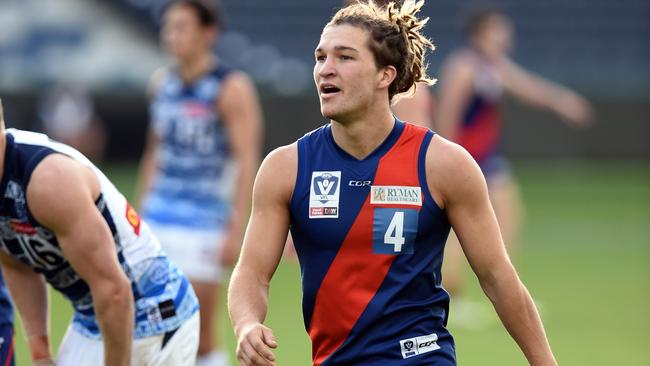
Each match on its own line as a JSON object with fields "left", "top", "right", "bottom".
{"left": 399, "top": 332, "right": 440, "bottom": 359}
{"left": 371, "top": 186, "right": 422, "bottom": 206}
{"left": 309, "top": 171, "right": 341, "bottom": 219}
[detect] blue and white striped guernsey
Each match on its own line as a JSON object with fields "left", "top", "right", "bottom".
{"left": 142, "top": 66, "right": 235, "bottom": 231}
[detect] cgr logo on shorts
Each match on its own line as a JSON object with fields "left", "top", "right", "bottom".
{"left": 399, "top": 332, "right": 440, "bottom": 359}
{"left": 309, "top": 171, "right": 341, "bottom": 219}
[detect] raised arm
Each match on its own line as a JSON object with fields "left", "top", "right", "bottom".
{"left": 228, "top": 143, "right": 296, "bottom": 366}
{"left": 27, "top": 154, "right": 134, "bottom": 366}
{"left": 500, "top": 58, "right": 593, "bottom": 126}
{"left": 218, "top": 71, "right": 264, "bottom": 267}
{"left": 427, "top": 136, "right": 557, "bottom": 366}
{"left": 0, "top": 252, "right": 51, "bottom": 365}
{"left": 434, "top": 56, "right": 475, "bottom": 139}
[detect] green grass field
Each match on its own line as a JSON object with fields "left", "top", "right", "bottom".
{"left": 12, "top": 161, "right": 650, "bottom": 365}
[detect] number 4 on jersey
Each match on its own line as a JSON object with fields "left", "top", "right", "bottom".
{"left": 372, "top": 208, "right": 418, "bottom": 255}
{"left": 384, "top": 211, "right": 406, "bottom": 252}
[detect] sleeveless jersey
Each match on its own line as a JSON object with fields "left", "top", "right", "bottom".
{"left": 0, "top": 273, "right": 12, "bottom": 326}
{"left": 143, "top": 66, "right": 235, "bottom": 230}
{"left": 0, "top": 129, "right": 199, "bottom": 339}
{"left": 289, "top": 120, "right": 456, "bottom": 365}
{"left": 455, "top": 48, "right": 505, "bottom": 175}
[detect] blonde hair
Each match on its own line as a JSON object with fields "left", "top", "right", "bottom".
{"left": 329, "top": 0, "right": 435, "bottom": 101}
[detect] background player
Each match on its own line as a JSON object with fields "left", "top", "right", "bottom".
{"left": 0, "top": 272, "right": 14, "bottom": 366}
{"left": 136, "top": 1, "right": 263, "bottom": 365}
{"left": 0, "top": 98, "right": 199, "bottom": 365}
{"left": 229, "top": 1, "right": 556, "bottom": 365}
{"left": 435, "top": 5, "right": 593, "bottom": 296}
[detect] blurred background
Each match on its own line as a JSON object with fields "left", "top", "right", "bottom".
{"left": 1, "top": 0, "right": 648, "bottom": 365}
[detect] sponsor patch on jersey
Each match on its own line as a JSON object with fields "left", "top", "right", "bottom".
{"left": 400, "top": 332, "right": 440, "bottom": 359}
{"left": 9, "top": 219, "right": 37, "bottom": 235}
{"left": 125, "top": 202, "right": 141, "bottom": 235}
{"left": 370, "top": 186, "right": 422, "bottom": 206}
{"left": 309, "top": 171, "right": 341, "bottom": 219}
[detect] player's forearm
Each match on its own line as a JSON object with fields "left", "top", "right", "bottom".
{"left": 1, "top": 265, "right": 51, "bottom": 360}
{"left": 232, "top": 157, "right": 258, "bottom": 236}
{"left": 480, "top": 267, "right": 557, "bottom": 365}
{"left": 228, "top": 265, "right": 271, "bottom": 337}
{"left": 92, "top": 280, "right": 134, "bottom": 366}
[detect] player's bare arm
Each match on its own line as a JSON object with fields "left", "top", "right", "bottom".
{"left": 27, "top": 154, "right": 134, "bottom": 366}
{"left": 133, "top": 68, "right": 167, "bottom": 209}
{"left": 499, "top": 58, "right": 593, "bottom": 126}
{"left": 219, "top": 71, "right": 263, "bottom": 267}
{"left": 228, "top": 143, "right": 297, "bottom": 366}
{"left": 0, "top": 251, "right": 51, "bottom": 364}
{"left": 434, "top": 56, "right": 475, "bottom": 139}
{"left": 426, "top": 136, "right": 557, "bottom": 366}
{"left": 391, "top": 83, "right": 432, "bottom": 127}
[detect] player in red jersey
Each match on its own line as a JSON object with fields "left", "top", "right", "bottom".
{"left": 229, "top": 1, "right": 557, "bottom": 365}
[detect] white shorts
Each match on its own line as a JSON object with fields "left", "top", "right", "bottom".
{"left": 57, "top": 312, "right": 200, "bottom": 366}
{"left": 148, "top": 223, "right": 226, "bottom": 284}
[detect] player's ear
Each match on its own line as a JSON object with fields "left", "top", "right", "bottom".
{"left": 377, "top": 65, "right": 397, "bottom": 90}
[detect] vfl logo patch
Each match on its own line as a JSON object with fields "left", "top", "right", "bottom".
{"left": 309, "top": 171, "right": 341, "bottom": 219}
{"left": 400, "top": 332, "right": 440, "bottom": 359}
{"left": 125, "top": 202, "right": 141, "bottom": 235}
{"left": 371, "top": 186, "right": 422, "bottom": 206}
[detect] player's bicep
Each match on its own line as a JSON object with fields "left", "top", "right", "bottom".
{"left": 237, "top": 145, "right": 296, "bottom": 281}
{"left": 429, "top": 140, "right": 508, "bottom": 279}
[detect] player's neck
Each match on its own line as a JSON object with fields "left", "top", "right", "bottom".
{"left": 330, "top": 107, "right": 395, "bottom": 160}
{"left": 178, "top": 53, "right": 216, "bottom": 84}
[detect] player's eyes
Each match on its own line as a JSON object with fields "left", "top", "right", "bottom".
{"left": 340, "top": 55, "right": 353, "bottom": 60}
{"left": 316, "top": 55, "right": 326, "bottom": 62}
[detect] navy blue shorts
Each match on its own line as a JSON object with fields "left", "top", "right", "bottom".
{"left": 0, "top": 324, "right": 14, "bottom": 366}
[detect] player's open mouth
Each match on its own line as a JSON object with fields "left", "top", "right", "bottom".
{"left": 320, "top": 84, "right": 341, "bottom": 97}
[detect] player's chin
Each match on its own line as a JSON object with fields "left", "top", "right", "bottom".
{"left": 320, "top": 106, "right": 344, "bottom": 121}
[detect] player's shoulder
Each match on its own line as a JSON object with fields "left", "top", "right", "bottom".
{"left": 425, "top": 134, "right": 486, "bottom": 207}
{"left": 147, "top": 67, "right": 170, "bottom": 97}
{"left": 261, "top": 143, "right": 298, "bottom": 174}
{"left": 28, "top": 154, "right": 88, "bottom": 197}
{"left": 254, "top": 143, "right": 298, "bottom": 202}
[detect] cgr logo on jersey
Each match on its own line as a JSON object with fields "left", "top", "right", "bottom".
{"left": 371, "top": 186, "right": 422, "bottom": 206}
{"left": 399, "top": 332, "right": 440, "bottom": 359}
{"left": 309, "top": 171, "right": 341, "bottom": 219}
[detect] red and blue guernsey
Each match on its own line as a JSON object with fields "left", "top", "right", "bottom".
{"left": 289, "top": 120, "right": 456, "bottom": 365}
{"left": 454, "top": 47, "right": 505, "bottom": 177}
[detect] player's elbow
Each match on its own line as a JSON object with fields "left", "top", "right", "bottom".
{"left": 93, "top": 274, "right": 134, "bottom": 312}
{"left": 477, "top": 261, "right": 519, "bottom": 303}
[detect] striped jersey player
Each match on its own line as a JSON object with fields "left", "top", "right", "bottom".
{"left": 0, "top": 126, "right": 199, "bottom": 366}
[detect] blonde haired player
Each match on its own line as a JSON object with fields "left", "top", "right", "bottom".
{"left": 229, "top": 1, "right": 557, "bottom": 365}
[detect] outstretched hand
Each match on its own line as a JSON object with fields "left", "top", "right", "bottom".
{"left": 555, "top": 92, "right": 594, "bottom": 127}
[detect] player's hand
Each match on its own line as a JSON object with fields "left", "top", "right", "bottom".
{"left": 555, "top": 92, "right": 594, "bottom": 127}
{"left": 28, "top": 334, "right": 53, "bottom": 365}
{"left": 236, "top": 322, "right": 278, "bottom": 366}
{"left": 33, "top": 358, "right": 55, "bottom": 366}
